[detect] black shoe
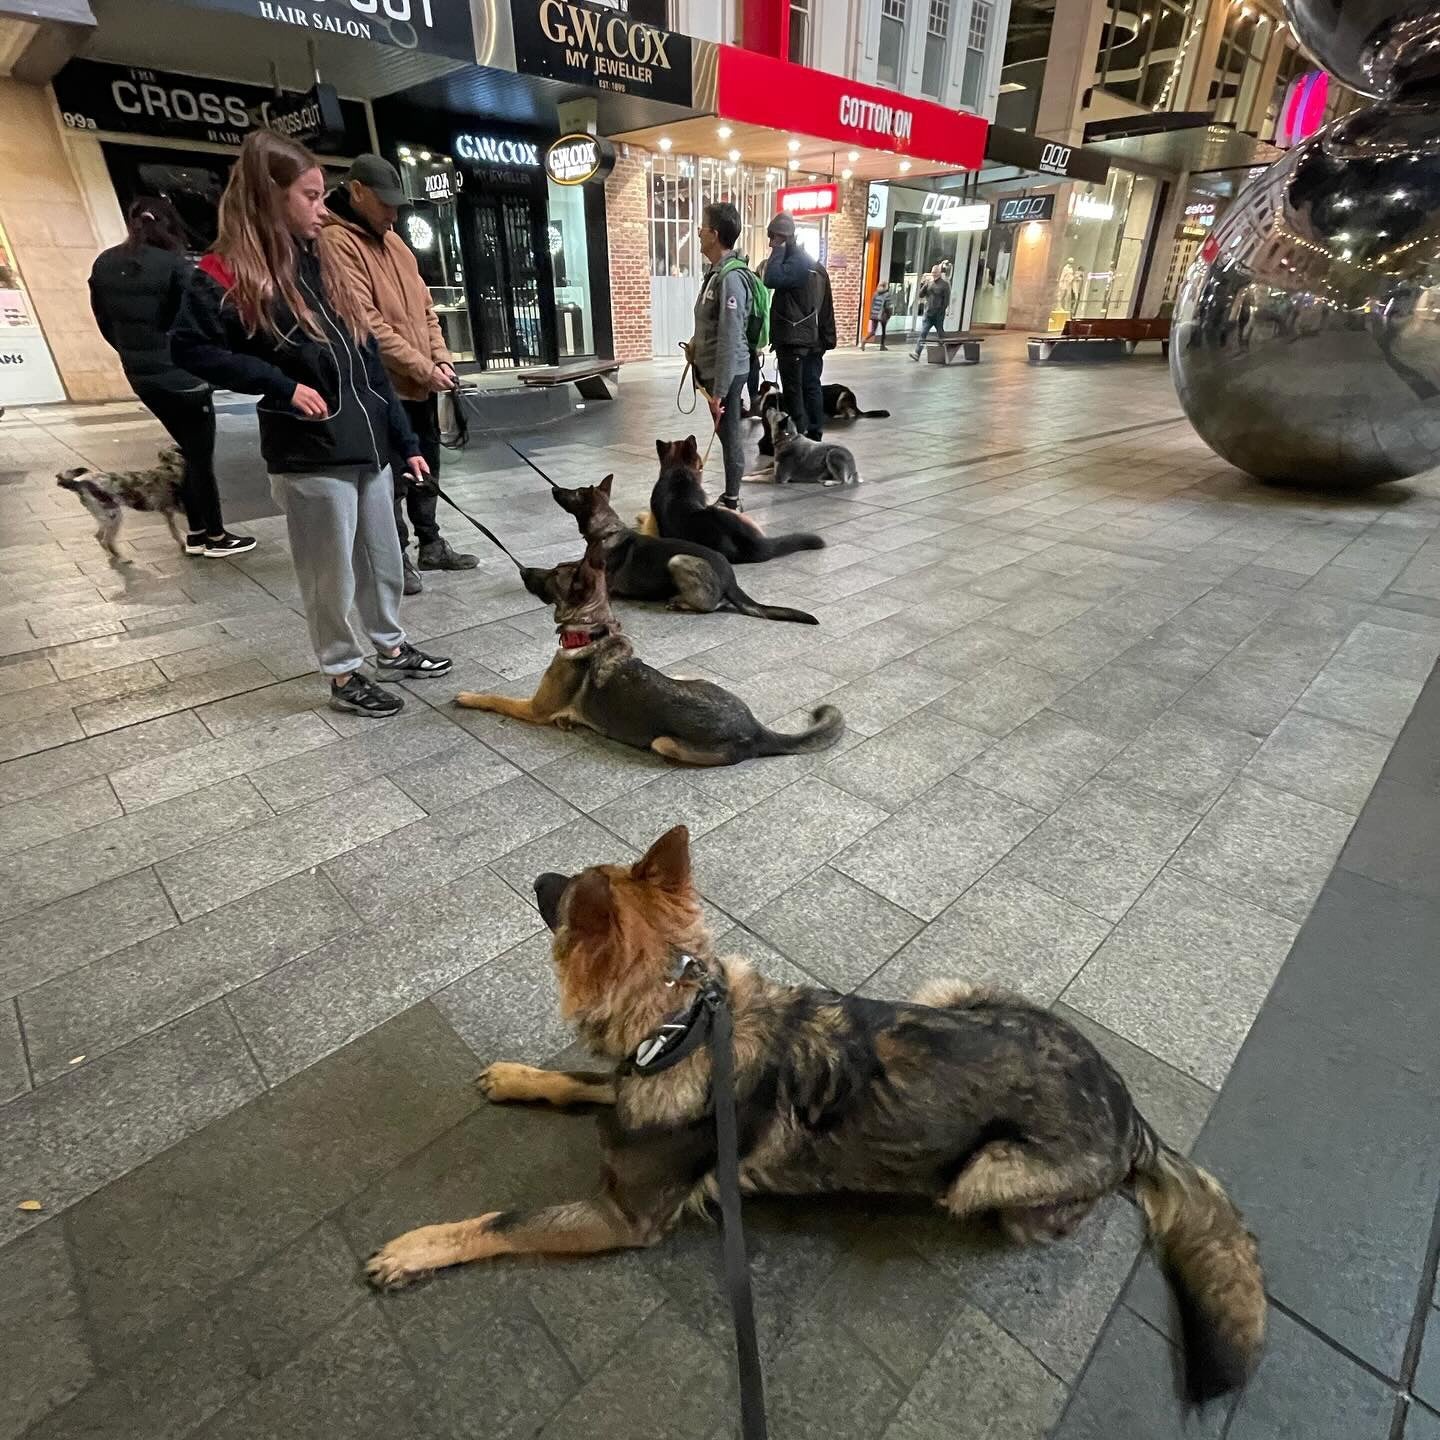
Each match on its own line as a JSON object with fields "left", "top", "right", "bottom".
{"left": 714, "top": 494, "right": 743, "bottom": 512}
{"left": 910, "top": 350, "right": 920, "bottom": 361}
{"left": 374, "top": 642, "right": 452, "bottom": 680}
{"left": 806, "top": 431, "right": 823, "bottom": 442}
{"left": 417, "top": 538, "right": 478, "bottom": 571}
{"left": 403, "top": 556, "right": 423, "bottom": 596}
{"left": 330, "top": 672, "right": 403, "bottom": 717}
{"left": 189, "top": 531, "right": 256, "bottom": 557}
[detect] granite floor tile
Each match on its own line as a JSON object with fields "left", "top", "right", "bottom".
{"left": 833, "top": 777, "right": 1043, "bottom": 922}
{"left": 43, "top": 621, "right": 230, "bottom": 681}
{"left": 1017, "top": 614, "right": 1137, "bottom": 681}
{"left": 0, "top": 655, "right": 57, "bottom": 694}
{"left": 434, "top": 929, "right": 573, "bottom": 1064}
{"left": 0, "top": 776, "right": 271, "bottom": 923}
{"left": 0, "top": 1004, "right": 263, "bottom": 1247}
{"left": 72, "top": 659, "right": 273, "bottom": 735}
{"left": 321, "top": 773, "right": 575, "bottom": 920}
{"left": 0, "top": 774, "right": 120, "bottom": 857}
{"left": 910, "top": 621, "right": 1025, "bottom": 679}
{"left": 1000, "top": 777, "right": 1196, "bottom": 921}
{"left": 1332, "top": 618, "right": 1440, "bottom": 681}
{"left": 1416, "top": 1314, "right": 1440, "bottom": 1414}
{"left": 1245, "top": 711, "right": 1391, "bottom": 815}
{"left": 868, "top": 871, "right": 1110, "bottom": 1005}
{"left": 745, "top": 866, "right": 924, "bottom": 991}
{"left": 1295, "top": 662, "right": 1425, "bottom": 738}
{"left": 986, "top": 588, "right": 1098, "bottom": 637}
{"left": 0, "top": 996, "right": 28, "bottom": 1103}
{"left": 1062, "top": 870, "right": 1299, "bottom": 1087}
{"left": 0, "top": 707, "right": 84, "bottom": 764}
{"left": 1171, "top": 777, "right": 1354, "bottom": 922}
{"left": 531, "top": 734, "right": 672, "bottom": 811}
{"left": 190, "top": 674, "right": 334, "bottom": 738}
{"left": 928, "top": 658, "right": 1077, "bottom": 738}
{"left": 683, "top": 709, "right": 866, "bottom": 811}
{"left": 490, "top": 813, "right": 640, "bottom": 905}
{"left": 1408, "top": 1404, "right": 1440, "bottom": 1439}
{"left": 1047, "top": 661, "right": 1187, "bottom": 741}
{"left": 0, "top": 657, "right": 166, "bottom": 729}
{"left": 442, "top": 683, "right": 590, "bottom": 769}
{"left": 19, "top": 870, "right": 358, "bottom": 1083}
{"left": 821, "top": 707, "right": 991, "bottom": 811}
{"left": 803, "top": 612, "right": 949, "bottom": 682}
{"left": 591, "top": 770, "right": 738, "bottom": 850}
{"left": 386, "top": 733, "right": 521, "bottom": 811}
{"left": 1101, "top": 709, "right": 1261, "bottom": 814}
{"left": 1, "top": 1223, "right": 92, "bottom": 1440}
{"left": 961, "top": 709, "right": 1121, "bottom": 813}
{"left": 812, "top": 658, "right": 959, "bottom": 737}
{"left": 157, "top": 777, "right": 421, "bottom": 921}
{"left": 1177, "top": 623, "right": 1343, "bottom": 737}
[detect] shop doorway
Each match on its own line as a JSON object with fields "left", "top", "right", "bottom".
{"left": 464, "top": 190, "right": 547, "bottom": 371}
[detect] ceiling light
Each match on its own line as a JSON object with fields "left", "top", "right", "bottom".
{"left": 899, "top": 160, "right": 912, "bottom": 172}
{"left": 847, "top": 150, "right": 860, "bottom": 162}
{"left": 787, "top": 138, "right": 801, "bottom": 153}
{"left": 717, "top": 125, "right": 732, "bottom": 139}
{"left": 419, "top": 151, "right": 432, "bottom": 161}
{"left": 658, "top": 136, "right": 672, "bottom": 152}
{"left": 807, "top": 173, "right": 816, "bottom": 180}
{"left": 841, "top": 168, "right": 853, "bottom": 180}
{"left": 728, "top": 148, "right": 741, "bottom": 162}
{"left": 788, "top": 158, "right": 799, "bottom": 170}
{"left": 1391, "top": 189, "right": 1409, "bottom": 201}
{"left": 399, "top": 146, "right": 412, "bottom": 157}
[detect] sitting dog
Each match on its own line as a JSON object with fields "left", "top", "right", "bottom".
{"left": 545, "top": 473, "right": 818, "bottom": 625}
{"left": 364, "top": 825, "right": 1267, "bottom": 1405}
{"left": 773, "top": 415, "right": 862, "bottom": 487}
{"left": 649, "top": 437, "right": 823, "bottom": 565}
{"left": 459, "top": 545, "right": 841, "bottom": 763}
{"left": 56, "top": 448, "right": 186, "bottom": 556}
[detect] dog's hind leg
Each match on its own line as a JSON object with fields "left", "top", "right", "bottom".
{"left": 651, "top": 735, "right": 741, "bottom": 766}
{"left": 164, "top": 509, "right": 188, "bottom": 550}
{"left": 941, "top": 1141, "right": 1116, "bottom": 1241}
{"left": 96, "top": 510, "right": 123, "bottom": 557}
{"left": 477, "top": 1062, "right": 615, "bottom": 1107}
{"left": 666, "top": 555, "right": 724, "bottom": 613}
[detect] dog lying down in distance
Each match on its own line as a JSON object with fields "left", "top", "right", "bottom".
{"left": 364, "top": 824, "right": 1266, "bottom": 1406}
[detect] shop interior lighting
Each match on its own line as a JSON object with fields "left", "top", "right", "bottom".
{"left": 787, "top": 138, "right": 801, "bottom": 153}
{"left": 788, "top": 157, "right": 800, "bottom": 170}
{"left": 420, "top": 151, "right": 432, "bottom": 161}
{"left": 899, "top": 159, "right": 912, "bottom": 172}
{"left": 658, "top": 136, "right": 672, "bottom": 151}
{"left": 717, "top": 125, "right": 732, "bottom": 139}
{"left": 847, "top": 150, "right": 860, "bottom": 162}
{"left": 841, "top": 168, "right": 853, "bottom": 179}
{"left": 728, "top": 148, "right": 741, "bottom": 161}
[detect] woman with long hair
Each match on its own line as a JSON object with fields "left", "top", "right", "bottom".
{"left": 89, "top": 195, "right": 252, "bottom": 556}
{"left": 173, "top": 131, "right": 449, "bottom": 717}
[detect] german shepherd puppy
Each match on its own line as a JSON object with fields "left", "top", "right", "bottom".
{"left": 547, "top": 474, "right": 818, "bottom": 625}
{"left": 649, "top": 437, "right": 824, "bottom": 565}
{"left": 56, "top": 447, "right": 187, "bottom": 556}
{"left": 365, "top": 825, "right": 1266, "bottom": 1404}
{"left": 773, "top": 415, "right": 863, "bottom": 487}
{"left": 461, "top": 545, "right": 842, "bottom": 764}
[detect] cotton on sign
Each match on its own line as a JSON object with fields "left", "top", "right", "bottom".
{"left": 837, "top": 96, "right": 914, "bottom": 145}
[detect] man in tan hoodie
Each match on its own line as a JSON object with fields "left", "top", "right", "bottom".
{"left": 318, "top": 155, "right": 476, "bottom": 593}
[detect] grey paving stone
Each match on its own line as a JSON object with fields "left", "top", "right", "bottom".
{"left": 0, "top": 707, "right": 84, "bottom": 764}
{"left": 0, "top": 1003, "right": 263, "bottom": 1247}
{"left": 910, "top": 621, "right": 1024, "bottom": 679}
{"left": 961, "top": 709, "right": 1121, "bottom": 813}
{"left": 0, "top": 658, "right": 166, "bottom": 729}
{"left": 1177, "top": 622, "right": 1342, "bottom": 737}
{"left": 1194, "top": 1002, "right": 1440, "bottom": 1381}
{"left": 0, "top": 655, "right": 56, "bottom": 694}
{"left": 42, "top": 623, "right": 232, "bottom": 681}
{"left": 489, "top": 814, "right": 639, "bottom": 906}
{"left": 1245, "top": 710, "right": 1391, "bottom": 816}
{"left": 1408, "top": 1403, "right": 1440, "bottom": 1440}
{"left": 1018, "top": 613, "right": 1137, "bottom": 681}
{"left": 0, "top": 996, "right": 28, "bottom": 1103}
{"left": 435, "top": 930, "right": 573, "bottom": 1065}
{"left": 1063, "top": 870, "right": 1299, "bottom": 1088}
{"left": 867, "top": 871, "right": 1109, "bottom": 1006}
{"left": 0, "top": 775, "right": 271, "bottom": 923}
{"left": 746, "top": 866, "right": 923, "bottom": 991}
{"left": 1340, "top": 779, "right": 1440, "bottom": 904}
{"left": 1000, "top": 777, "right": 1196, "bottom": 921}
{"left": 1047, "top": 661, "right": 1188, "bottom": 741}
{"left": 822, "top": 707, "right": 991, "bottom": 812}
{"left": 321, "top": 772, "right": 575, "bottom": 920}
{"left": 928, "top": 658, "right": 1077, "bottom": 737}
{"left": 1417, "top": 1312, "right": 1440, "bottom": 1414}
{"left": 72, "top": 659, "right": 273, "bottom": 735}
{"left": 1101, "top": 709, "right": 1261, "bottom": 814}
{"left": 0, "top": 1222, "right": 92, "bottom": 1440}
{"left": 683, "top": 708, "right": 865, "bottom": 811}
{"left": 1227, "top": 1306, "right": 1397, "bottom": 1440}
{"left": 1332, "top": 618, "right": 1440, "bottom": 681}
{"left": 1172, "top": 777, "right": 1354, "bottom": 922}
{"left": 692, "top": 776, "right": 886, "bottom": 918}
{"left": 1053, "top": 1005, "right": 1215, "bottom": 1153}
{"left": 834, "top": 776, "right": 1042, "bottom": 922}
{"left": 65, "top": 1003, "right": 478, "bottom": 1367}
{"left": 228, "top": 866, "right": 541, "bottom": 1083}
{"left": 190, "top": 673, "right": 333, "bottom": 738}
{"left": 987, "top": 588, "right": 1097, "bottom": 637}
{"left": 447, "top": 680, "right": 591, "bottom": 769}
{"left": 531, "top": 734, "right": 672, "bottom": 811}
{"left": 803, "top": 611, "right": 949, "bottom": 681}
{"left": 387, "top": 733, "right": 520, "bottom": 811}
{"left": 878, "top": 1299, "right": 1065, "bottom": 1440}
{"left": 19, "top": 870, "right": 358, "bottom": 1083}
{"left": 0, "top": 774, "right": 120, "bottom": 858}
{"left": 812, "top": 657, "right": 959, "bottom": 737}
{"left": 1296, "top": 662, "right": 1425, "bottom": 738}
{"left": 591, "top": 770, "right": 738, "bottom": 850}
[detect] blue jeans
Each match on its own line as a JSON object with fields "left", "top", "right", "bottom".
{"left": 914, "top": 314, "right": 945, "bottom": 354}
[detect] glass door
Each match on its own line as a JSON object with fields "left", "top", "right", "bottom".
{"left": 464, "top": 191, "right": 547, "bottom": 370}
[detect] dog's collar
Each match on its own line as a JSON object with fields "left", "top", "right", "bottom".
{"left": 628, "top": 954, "right": 722, "bottom": 1075}
{"left": 558, "top": 624, "right": 610, "bottom": 651}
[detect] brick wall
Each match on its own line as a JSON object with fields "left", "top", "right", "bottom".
{"left": 603, "top": 146, "right": 653, "bottom": 363}
{"left": 825, "top": 178, "right": 869, "bottom": 349}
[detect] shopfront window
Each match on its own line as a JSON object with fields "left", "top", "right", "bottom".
{"left": 0, "top": 217, "right": 64, "bottom": 405}
{"left": 789, "top": 0, "right": 811, "bottom": 63}
{"left": 1055, "top": 170, "right": 1159, "bottom": 320}
{"left": 397, "top": 151, "right": 474, "bottom": 363}
{"left": 1211, "top": 6, "right": 1273, "bottom": 129}
{"left": 546, "top": 178, "right": 594, "bottom": 357}
{"left": 878, "top": 0, "right": 907, "bottom": 86}
{"left": 1095, "top": 0, "right": 1204, "bottom": 112}
{"left": 922, "top": 0, "right": 951, "bottom": 98}
{"left": 960, "top": 0, "right": 991, "bottom": 110}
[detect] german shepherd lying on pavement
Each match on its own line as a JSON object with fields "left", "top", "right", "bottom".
{"left": 773, "top": 415, "right": 863, "bottom": 487}
{"left": 459, "top": 545, "right": 842, "bottom": 763}
{"left": 649, "top": 437, "right": 824, "bottom": 565}
{"left": 548, "top": 473, "right": 818, "bottom": 625}
{"left": 365, "top": 825, "right": 1266, "bottom": 1404}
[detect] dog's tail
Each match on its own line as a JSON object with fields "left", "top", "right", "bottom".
{"left": 726, "top": 582, "right": 819, "bottom": 625}
{"left": 1132, "top": 1120, "right": 1265, "bottom": 1403}
{"left": 748, "top": 531, "right": 826, "bottom": 560}
{"left": 755, "top": 704, "right": 844, "bottom": 756}
{"left": 853, "top": 407, "right": 891, "bottom": 419}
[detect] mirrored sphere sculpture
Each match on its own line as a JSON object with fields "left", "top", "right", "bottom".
{"left": 1282, "top": 0, "right": 1440, "bottom": 98}
{"left": 1171, "top": 100, "right": 1440, "bottom": 486}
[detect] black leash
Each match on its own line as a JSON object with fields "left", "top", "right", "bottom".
{"left": 506, "top": 441, "right": 562, "bottom": 489}
{"left": 425, "top": 484, "right": 528, "bottom": 570}
{"left": 633, "top": 968, "right": 768, "bottom": 1440}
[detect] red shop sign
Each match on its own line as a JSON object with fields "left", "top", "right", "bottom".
{"left": 778, "top": 182, "right": 840, "bottom": 218}
{"left": 715, "top": 45, "right": 987, "bottom": 172}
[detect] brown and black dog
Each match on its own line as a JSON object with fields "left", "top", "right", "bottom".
{"left": 458, "top": 544, "right": 842, "bottom": 764}
{"left": 365, "top": 825, "right": 1266, "bottom": 1404}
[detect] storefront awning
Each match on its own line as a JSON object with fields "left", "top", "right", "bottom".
{"left": 1082, "top": 113, "right": 1284, "bottom": 174}
{"left": 984, "top": 123, "right": 1110, "bottom": 185}
{"left": 0, "top": 0, "right": 94, "bottom": 82}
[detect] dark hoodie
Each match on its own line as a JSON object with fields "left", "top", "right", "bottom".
{"left": 171, "top": 242, "right": 417, "bottom": 475}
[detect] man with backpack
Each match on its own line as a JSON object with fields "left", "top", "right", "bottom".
{"left": 763, "top": 212, "right": 835, "bottom": 440}
{"left": 691, "top": 201, "right": 768, "bottom": 511}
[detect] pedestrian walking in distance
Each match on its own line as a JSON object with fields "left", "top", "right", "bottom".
{"left": 317, "top": 153, "right": 477, "bottom": 596}
{"left": 861, "top": 281, "right": 894, "bottom": 351}
{"left": 172, "top": 130, "right": 451, "bottom": 719}
{"left": 88, "top": 196, "right": 254, "bottom": 557}
{"left": 911, "top": 263, "right": 952, "bottom": 360}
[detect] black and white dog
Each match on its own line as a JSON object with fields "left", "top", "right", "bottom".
{"left": 56, "top": 447, "right": 187, "bottom": 556}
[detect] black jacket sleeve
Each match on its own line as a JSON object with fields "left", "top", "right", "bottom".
{"left": 763, "top": 243, "right": 812, "bottom": 292}
{"left": 364, "top": 335, "right": 419, "bottom": 459}
{"left": 817, "top": 268, "right": 837, "bottom": 352}
{"left": 88, "top": 265, "right": 117, "bottom": 349}
{"left": 171, "top": 271, "right": 296, "bottom": 403}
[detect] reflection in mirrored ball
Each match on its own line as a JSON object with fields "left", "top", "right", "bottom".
{"left": 1171, "top": 99, "right": 1440, "bottom": 486}
{"left": 1282, "top": 0, "right": 1440, "bottom": 98}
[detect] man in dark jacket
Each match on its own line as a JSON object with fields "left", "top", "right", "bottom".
{"left": 762, "top": 213, "right": 835, "bottom": 440}
{"left": 911, "top": 263, "right": 952, "bottom": 360}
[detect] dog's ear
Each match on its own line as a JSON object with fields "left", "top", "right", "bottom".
{"left": 566, "top": 868, "right": 615, "bottom": 939}
{"left": 598, "top": 474, "right": 614, "bottom": 497}
{"left": 684, "top": 436, "right": 699, "bottom": 462}
{"left": 633, "top": 825, "right": 691, "bottom": 891}
{"left": 655, "top": 438, "right": 666, "bottom": 460}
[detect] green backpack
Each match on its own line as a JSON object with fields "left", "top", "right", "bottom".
{"left": 721, "top": 256, "right": 771, "bottom": 352}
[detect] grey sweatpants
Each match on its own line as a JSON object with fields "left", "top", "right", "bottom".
{"left": 269, "top": 466, "right": 406, "bottom": 676}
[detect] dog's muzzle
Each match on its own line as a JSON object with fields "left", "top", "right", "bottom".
{"left": 534, "top": 872, "right": 569, "bottom": 931}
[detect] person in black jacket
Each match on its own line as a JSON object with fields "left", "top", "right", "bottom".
{"left": 172, "top": 131, "right": 450, "bottom": 719}
{"left": 89, "top": 197, "right": 253, "bottom": 557}
{"left": 762, "top": 213, "right": 835, "bottom": 440}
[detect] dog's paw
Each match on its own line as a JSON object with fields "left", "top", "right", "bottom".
{"left": 366, "top": 1240, "right": 433, "bottom": 1291}
{"left": 476, "top": 1061, "right": 539, "bottom": 1102}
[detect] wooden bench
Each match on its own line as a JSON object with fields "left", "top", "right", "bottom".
{"left": 1028, "top": 318, "right": 1171, "bottom": 363}
{"left": 517, "top": 361, "right": 621, "bottom": 401}
{"left": 925, "top": 334, "right": 986, "bottom": 366}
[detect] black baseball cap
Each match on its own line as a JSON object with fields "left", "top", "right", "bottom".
{"left": 346, "top": 154, "right": 405, "bottom": 207}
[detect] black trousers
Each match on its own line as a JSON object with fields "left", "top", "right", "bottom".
{"left": 801, "top": 351, "right": 824, "bottom": 440}
{"left": 138, "top": 383, "right": 223, "bottom": 536}
{"left": 716, "top": 373, "right": 747, "bottom": 502}
{"left": 775, "top": 345, "right": 827, "bottom": 439}
{"left": 390, "top": 395, "right": 441, "bottom": 548}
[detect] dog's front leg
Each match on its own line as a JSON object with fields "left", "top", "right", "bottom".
{"left": 478, "top": 1062, "right": 615, "bottom": 1107}
{"left": 454, "top": 691, "right": 545, "bottom": 721}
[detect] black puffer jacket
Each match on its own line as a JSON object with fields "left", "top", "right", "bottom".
{"left": 171, "top": 241, "right": 417, "bottom": 475}
{"left": 88, "top": 243, "right": 206, "bottom": 394}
